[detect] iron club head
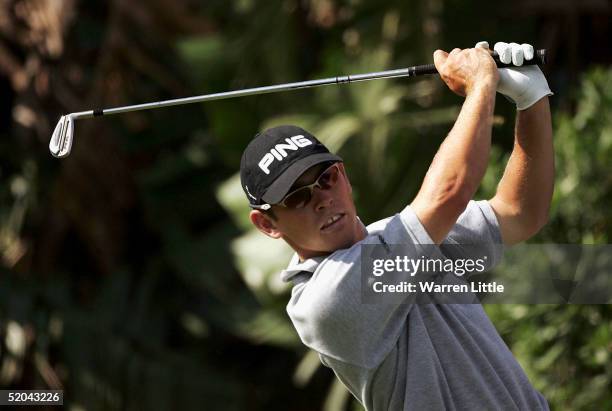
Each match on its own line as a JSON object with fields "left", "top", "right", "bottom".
{"left": 49, "top": 115, "right": 74, "bottom": 158}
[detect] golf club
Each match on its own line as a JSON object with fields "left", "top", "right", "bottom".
{"left": 49, "top": 49, "right": 547, "bottom": 158}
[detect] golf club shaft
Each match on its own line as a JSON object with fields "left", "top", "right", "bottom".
{"left": 70, "top": 49, "right": 546, "bottom": 120}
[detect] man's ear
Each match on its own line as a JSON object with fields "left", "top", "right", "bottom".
{"left": 250, "top": 210, "right": 283, "bottom": 239}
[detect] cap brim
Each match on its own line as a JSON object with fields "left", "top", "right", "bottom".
{"left": 261, "top": 153, "right": 342, "bottom": 204}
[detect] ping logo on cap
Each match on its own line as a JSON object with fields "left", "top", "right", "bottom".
{"left": 258, "top": 135, "right": 313, "bottom": 174}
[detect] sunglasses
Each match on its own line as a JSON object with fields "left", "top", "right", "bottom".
{"left": 276, "top": 162, "right": 341, "bottom": 209}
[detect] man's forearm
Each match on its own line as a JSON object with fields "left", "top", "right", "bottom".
{"left": 490, "top": 97, "right": 554, "bottom": 243}
{"left": 411, "top": 84, "right": 496, "bottom": 243}
{"left": 430, "top": 84, "right": 496, "bottom": 197}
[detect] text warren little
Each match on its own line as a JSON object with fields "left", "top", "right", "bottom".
{"left": 373, "top": 281, "right": 505, "bottom": 293}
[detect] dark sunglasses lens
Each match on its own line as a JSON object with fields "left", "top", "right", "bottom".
{"left": 318, "top": 165, "right": 339, "bottom": 189}
{"left": 284, "top": 187, "right": 312, "bottom": 208}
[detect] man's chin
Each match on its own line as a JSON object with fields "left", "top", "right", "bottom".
{"left": 326, "top": 216, "right": 362, "bottom": 250}
{"left": 326, "top": 233, "right": 360, "bottom": 253}
{"left": 302, "top": 237, "right": 354, "bottom": 258}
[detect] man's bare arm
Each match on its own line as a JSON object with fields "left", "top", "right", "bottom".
{"left": 410, "top": 48, "right": 498, "bottom": 244}
{"left": 489, "top": 97, "right": 554, "bottom": 245}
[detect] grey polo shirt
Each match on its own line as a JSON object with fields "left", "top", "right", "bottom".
{"left": 280, "top": 200, "right": 549, "bottom": 410}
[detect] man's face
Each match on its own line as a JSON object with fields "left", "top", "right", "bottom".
{"left": 254, "top": 162, "right": 365, "bottom": 259}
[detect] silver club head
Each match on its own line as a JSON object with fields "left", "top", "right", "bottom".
{"left": 49, "top": 115, "right": 74, "bottom": 158}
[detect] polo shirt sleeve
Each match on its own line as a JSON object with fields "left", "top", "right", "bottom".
{"left": 445, "top": 200, "right": 502, "bottom": 243}
{"left": 441, "top": 200, "right": 504, "bottom": 270}
{"left": 287, "top": 255, "right": 413, "bottom": 369}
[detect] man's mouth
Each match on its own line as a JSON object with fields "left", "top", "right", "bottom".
{"left": 321, "top": 213, "right": 345, "bottom": 230}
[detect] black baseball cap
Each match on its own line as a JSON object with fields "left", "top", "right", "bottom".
{"left": 240, "top": 125, "right": 342, "bottom": 209}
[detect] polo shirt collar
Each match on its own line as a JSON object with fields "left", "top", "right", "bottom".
{"left": 280, "top": 253, "right": 326, "bottom": 282}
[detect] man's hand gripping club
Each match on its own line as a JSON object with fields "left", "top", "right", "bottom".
{"left": 432, "top": 46, "right": 500, "bottom": 96}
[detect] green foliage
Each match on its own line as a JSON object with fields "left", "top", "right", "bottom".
{"left": 547, "top": 67, "right": 612, "bottom": 243}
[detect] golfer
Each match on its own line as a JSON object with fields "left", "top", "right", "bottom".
{"left": 240, "top": 41, "right": 553, "bottom": 410}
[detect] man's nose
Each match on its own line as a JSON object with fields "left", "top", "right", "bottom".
{"left": 313, "top": 186, "right": 334, "bottom": 211}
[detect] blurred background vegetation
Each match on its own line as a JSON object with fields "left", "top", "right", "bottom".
{"left": 0, "top": 0, "right": 610, "bottom": 410}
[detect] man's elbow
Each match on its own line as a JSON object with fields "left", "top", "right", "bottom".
{"left": 411, "top": 175, "right": 475, "bottom": 244}
{"left": 491, "top": 196, "right": 552, "bottom": 245}
{"left": 532, "top": 207, "right": 551, "bottom": 235}
{"left": 435, "top": 175, "right": 474, "bottom": 217}
{"left": 445, "top": 190, "right": 473, "bottom": 220}
{"left": 518, "top": 206, "right": 551, "bottom": 241}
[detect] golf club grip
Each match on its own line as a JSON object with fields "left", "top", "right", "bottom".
{"left": 411, "top": 49, "right": 547, "bottom": 76}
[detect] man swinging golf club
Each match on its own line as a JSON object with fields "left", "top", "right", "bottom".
{"left": 240, "top": 41, "right": 553, "bottom": 410}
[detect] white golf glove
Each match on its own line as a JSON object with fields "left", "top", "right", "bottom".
{"left": 475, "top": 41, "right": 553, "bottom": 110}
